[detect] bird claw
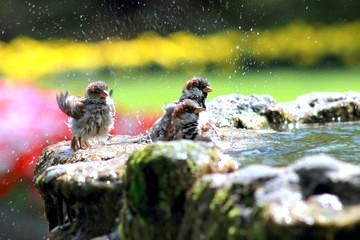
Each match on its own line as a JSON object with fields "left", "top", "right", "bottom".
{"left": 71, "top": 136, "right": 80, "bottom": 151}
{"left": 81, "top": 140, "right": 91, "bottom": 149}
{"left": 70, "top": 137, "right": 92, "bottom": 150}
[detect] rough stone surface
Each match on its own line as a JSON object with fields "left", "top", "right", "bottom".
{"left": 34, "top": 92, "right": 360, "bottom": 240}
{"left": 35, "top": 138, "right": 360, "bottom": 240}
{"left": 121, "top": 140, "right": 238, "bottom": 240}
{"left": 34, "top": 138, "right": 238, "bottom": 240}
{"left": 34, "top": 135, "right": 146, "bottom": 240}
{"left": 180, "top": 154, "right": 360, "bottom": 240}
{"left": 281, "top": 92, "right": 360, "bottom": 123}
{"left": 208, "top": 92, "right": 360, "bottom": 129}
{"left": 207, "top": 94, "right": 286, "bottom": 129}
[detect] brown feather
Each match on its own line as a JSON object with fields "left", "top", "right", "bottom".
{"left": 56, "top": 91, "right": 85, "bottom": 119}
{"left": 182, "top": 77, "right": 210, "bottom": 91}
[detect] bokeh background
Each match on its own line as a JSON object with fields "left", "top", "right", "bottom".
{"left": 1, "top": 0, "right": 359, "bottom": 239}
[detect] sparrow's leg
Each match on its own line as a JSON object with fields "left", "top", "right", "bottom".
{"left": 71, "top": 136, "right": 80, "bottom": 150}
{"left": 79, "top": 137, "right": 91, "bottom": 149}
{"left": 79, "top": 136, "right": 87, "bottom": 149}
{"left": 83, "top": 140, "right": 91, "bottom": 148}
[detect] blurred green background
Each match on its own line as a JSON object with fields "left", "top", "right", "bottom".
{"left": 0, "top": 0, "right": 359, "bottom": 239}
{"left": 1, "top": 0, "right": 359, "bottom": 113}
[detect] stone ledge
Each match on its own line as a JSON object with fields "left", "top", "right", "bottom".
{"left": 35, "top": 139, "right": 360, "bottom": 240}
{"left": 208, "top": 92, "right": 360, "bottom": 129}
{"left": 33, "top": 92, "right": 360, "bottom": 239}
{"left": 34, "top": 135, "right": 145, "bottom": 240}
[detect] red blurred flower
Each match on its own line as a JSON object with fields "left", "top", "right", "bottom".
{"left": 0, "top": 81, "right": 69, "bottom": 195}
{"left": 0, "top": 80, "right": 157, "bottom": 196}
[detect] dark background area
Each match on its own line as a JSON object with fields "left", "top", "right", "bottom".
{"left": 1, "top": 0, "right": 359, "bottom": 41}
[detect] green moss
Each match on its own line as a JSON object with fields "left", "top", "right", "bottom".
{"left": 248, "top": 222, "right": 266, "bottom": 240}
{"left": 210, "top": 187, "right": 229, "bottom": 210}
{"left": 128, "top": 175, "right": 145, "bottom": 204}
{"left": 122, "top": 141, "right": 222, "bottom": 240}
{"left": 228, "top": 208, "right": 242, "bottom": 219}
{"left": 69, "top": 221, "right": 80, "bottom": 234}
{"left": 191, "top": 181, "right": 208, "bottom": 201}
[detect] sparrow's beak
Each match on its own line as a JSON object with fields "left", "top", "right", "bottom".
{"left": 100, "top": 90, "right": 109, "bottom": 98}
{"left": 195, "top": 107, "right": 205, "bottom": 114}
{"left": 203, "top": 86, "right": 213, "bottom": 93}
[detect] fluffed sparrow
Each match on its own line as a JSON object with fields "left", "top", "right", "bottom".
{"left": 149, "top": 103, "right": 176, "bottom": 142}
{"left": 179, "top": 77, "right": 212, "bottom": 109}
{"left": 149, "top": 77, "right": 212, "bottom": 142}
{"left": 56, "top": 81, "right": 115, "bottom": 150}
{"left": 167, "top": 99, "right": 205, "bottom": 140}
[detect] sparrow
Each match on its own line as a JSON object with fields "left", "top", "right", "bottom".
{"left": 167, "top": 99, "right": 205, "bottom": 140}
{"left": 179, "top": 77, "right": 214, "bottom": 135}
{"left": 179, "top": 77, "right": 212, "bottom": 109}
{"left": 56, "top": 81, "right": 115, "bottom": 150}
{"left": 149, "top": 77, "right": 212, "bottom": 142}
{"left": 149, "top": 103, "right": 176, "bottom": 142}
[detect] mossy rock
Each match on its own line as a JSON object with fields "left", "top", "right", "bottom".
{"left": 179, "top": 165, "right": 281, "bottom": 240}
{"left": 121, "top": 140, "right": 237, "bottom": 240}
{"left": 179, "top": 155, "right": 360, "bottom": 240}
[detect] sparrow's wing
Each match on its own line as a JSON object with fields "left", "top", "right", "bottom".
{"left": 56, "top": 91, "right": 85, "bottom": 119}
{"left": 159, "top": 104, "right": 176, "bottom": 140}
{"left": 167, "top": 117, "right": 182, "bottom": 141}
{"left": 149, "top": 104, "right": 175, "bottom": 141}
{"left": 160, "top": 104, "right": 175, "bottom": 131}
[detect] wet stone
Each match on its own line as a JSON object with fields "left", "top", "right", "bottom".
{"left": 34, "top": 138, "right": 238, "bottom": 240}
{"left": 34, "top": 92, "right": 360, "bottom": 240}
{"left": 281, "top": 91, "right": 360, "bottom": 123}
{"left": 121, "top": 140, "right": 238, "bottom": 240}
{"left": 34, "top": 137, "right": 360, "bottom": 240}
{"left": 34, "top": 135, "right": 146, "bottom": 240}
{"left": 181, "top": 154, "right": 360, "bottom": 240}
{"left": 207, "top": 94, "right": 286, "bottom": 129}
{"left": 208, "top": 92, "right": 360, "bottom": 129}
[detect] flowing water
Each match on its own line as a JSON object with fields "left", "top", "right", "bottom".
{"left": 222, "top": 122, "right": 360, "bottom": 167}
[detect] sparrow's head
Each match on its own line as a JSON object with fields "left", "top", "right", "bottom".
{"left": 86, "top": 81, "right": 109, "bottom": 99}
{"left": 180, "top": 88, "right": 206, "bottom": 108}
{"left": 183, "top": 77, "right": 212, "bottom": 93}
{"left": 173, "top": 99, "right": 205, "bottom": 121}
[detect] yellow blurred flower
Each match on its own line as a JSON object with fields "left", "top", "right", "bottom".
{"left": 0, "top": 21, "right": 359, "bottom": 82}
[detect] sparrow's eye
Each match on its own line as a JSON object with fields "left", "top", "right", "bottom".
{"left": 187, "top": 108, "right": 195, "bottom": 113}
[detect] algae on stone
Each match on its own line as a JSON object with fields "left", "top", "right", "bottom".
{"left": 121, "top": 140, "right": 238, "bottom": 240}
{"left": 179, "top": 154, "right": 360, "bottom": 240}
